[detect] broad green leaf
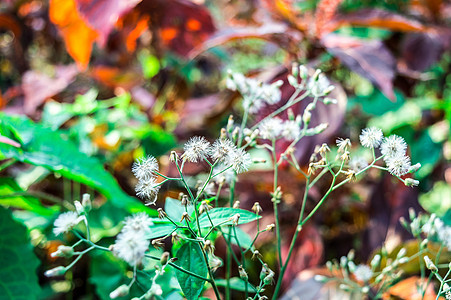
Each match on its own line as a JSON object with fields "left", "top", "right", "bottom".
{"left": 175, "top": 242, "right": 208, "bottom": 300}
{"left": 410, "top": 131, "right": 441, "bottom": 180}
{"left": 0, "top": 177, "right": 58, "bottom": 216}
{"left": 419, "top": 182, "right": 451, "bottom": 218}
{"left": 0, "top": 206, "right": 41, "bottom": 299}
{"left": 197, "top": 208, "right": 260, "bottom": 228}
{"left": 215, "top": 278, "right": 257, "bottom": 293}
{"left": 368, "top": 101, "right": 421, "bottom": 132}
{"left": 142, "top": 125, "right": 177, "bottom": 158}
{"left": 223, "top": 226, "right": 255, "bottom": 250}
{"left": 147, "top": 222, "right": 177, "bottom": 239}
{"left": 0, "top": 114, "right": 151, "bottom": 214}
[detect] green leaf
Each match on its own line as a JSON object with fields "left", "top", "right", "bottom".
{"left": 197, "top": 208, "right": 260, "bottom": 228}
{"left": 368, "top": 101, "right": 422, "bottom": 132}
{"left": 215, "top": 277, "right": 257, "bottom": 293}
{"left": 165, "top": 197, "right": 194, "bottom": 221}
{"left": 141, "top": 125, "right": 177, "bottom": 158}
{"left": 147, "top": 222, "right": 177, "bottom": 239}
{"left": 0, "top": 113, "right": 151, "bottom": 214}
{"left": 0, "top": 206, "right": 41, "bottom": 299}
{"left": 223, "top": 226, "right": 255, "bottom": 250}
{"left": 419, "top": 182, "right": 451, "bottom": 218}
{"left": 0, "top": 177, "right": 58, "bottom": 216}
{"left": 410, "top": 131, "right": 441, "bottom": 180}
{"left": 175, "top": 242, "right": 208, "bottom": 300}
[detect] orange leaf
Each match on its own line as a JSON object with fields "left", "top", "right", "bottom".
{"left": 49, "top": 0, "right": 98, "bottom": 70}
{"left": 383, "top": 276, "right": 439, "bottom": 300}
{"left": 315, "top": 0, "right": 343, "bottom": 37}
{"left": 90, "top": 66, "right": 142, "bottom": 90}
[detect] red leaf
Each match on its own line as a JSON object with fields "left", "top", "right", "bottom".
{"left": 315, "top": 0, "right": 343, "bottom": 37}
{"left": 22, "top": 65, "right": 79, "bottom": 114}
{"left": 74, "top": 0, "right": 142, "bottom": 46}
{"left": 401, "top": 32, "right": 444, "bottom": 72}
{"left": 322, "top": 34, "right": 396, "bottom": 101}
{"left": 330, "top": 8, "right": 426, "bottom": 33}
{"left": 383, "top": 276, "right": 437, "bottom": 300}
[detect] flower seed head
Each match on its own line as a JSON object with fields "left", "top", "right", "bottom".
{"left": 132, "top": 156, "right": 159, "bottom": 181}
{"left": 359, "top": 127, "right": 383, "bottom": 148}
{"left": 182, "top": 136, "right": 211, "bottom": 162}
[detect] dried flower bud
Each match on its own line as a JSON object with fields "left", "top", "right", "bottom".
{"left": 170, "top": 151, "right": 178, "bottom": 162}
{"left": 318, "top": 143, "right": 330, "bottom": 157}
{"left": 199, "top": 201, "right": 213, "bottom": 215}
{"left": 252, "top": 250, "right": 262, "bottom": 260}
{"left": 203, "top": 240, "right": 214, "bottom": 253}
{"left": 230, "top": 213, "right": 240, "bottom": 225}
{"left": 260, "top": 264, "right": 270, "bottom": 280}
{"left": 220, "top": 128, "right": 227, "bottom": 139}
{"left": 180, "top": 212, "right": 191, "bottom": 223}
{"left": 44, "top": 266, "right": 66, "bottom": 277}
{"left": 158, "top": 208, "right": 167, "bottom": 219}
{"left": 82, "top": 194, "right": 92, "bottom": 212}
{"left": 227, "top": 115, "right": 234, "bottom": 132}
{"left": 209, "top": 256, "right": 222, "bottom": 272}
{"left": 233, "top": 201, "right": 240, "bottom": 209}
{"left": 160, "top": 252, "right": 170, "bottom": 265}
{"left": 252, "top": 202, "right": 263, "bottom": 214}
{"left": 263, "top": 270, "right": 275, "bottom": 285}
{"left": 110, "top": 284, "right": 129, "bottom": 299}
{"left": 181, "top": 195, "right": 189, "bottom": 206}
{"left": 152, "top": 238, "right": 165, "bottom": 250}
{"left": 238, "top": 265, "right": 248, "bottom": 281}
{"left": 171, "top": 232, "right": 180, "bottom": 243}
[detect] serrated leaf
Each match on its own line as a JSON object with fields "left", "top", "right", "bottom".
{"left": 0, "top": 206, "right": 41, "bottom": 299}
{"left": 197, "top": 208, "right": 260, "bottom": 228}
{"left": 0, "top": 113, "right": 151, "bottom": 214}
{"left": 175, "top": 242, "right": 208, "bottom": 300}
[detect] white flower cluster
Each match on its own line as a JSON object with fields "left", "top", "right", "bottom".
{"left": 258, "top": 117, "right": 302, "bottom": 141}
{"left": 132, "top": 156, "right": 161, "bottom": 204}
{"left": 113, "top": 213, "right": 152, "bottom": 266}
{"left": 53, "top": 211, "right": 84, "bottom": 236}
{"left": 422, "top": 215, "right": 451, "bottom": 249}
{"left": 352, "top": 264, "right": 373, "bottom": 282}
{"left": 226, "top": 70, "right": 283, "bottom": 113}
{"left": 182, "top": 136, "right": 251, "bottom": 174}
{"left": 359, "top": 127, "right": 417, "bottom": 178}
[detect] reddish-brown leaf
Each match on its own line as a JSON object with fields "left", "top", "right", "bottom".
{"left": 74, "top": 0, "right": 142, "bottom": 46}
{"left": 261, "top": 0, "right": 308, "bottom": 32}
{"left": 383, "top": 276, "right": 438, "bottom": 300}
{"left": 322, "top": 34, "right": 396, "bottom": 101}
{"left": 315, "top": 0, "right": 343, "bottom": 37}
{"left": 90, "top": 66, "right": 143, "bottom": 90}
{"left": 401, "top": 32, "right": 444, "bottom": 72}
{"left": 22, "top": 65, "right": 79, "bottom": 114}
{"left": 329, "top": 9, "right": 426, "bottom": 33}
{"left": 49, "top": 0, "right": 98, "bottom": 70}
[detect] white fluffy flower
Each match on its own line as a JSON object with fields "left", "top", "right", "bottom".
{"left": 386, "top": 154, "right": 411, "bottom": 177}
{"left": 135, "top": 177, "right": 160, "bottom": 203}
{"left": 260, "top": 82, "right": 282, "bottom": 105}
{"left": 132, "top": 156, "right": 159, "bottom": 181}
{"left": 282, "top": 120, "right": 301, "bottom": 141}
{"left": 210, "top": 139, "right": 236, "bottom": 163}
{"left": 230, "top": 148, "right": 252, "bottom": 174}
{"left": 183, "top": 136, "right": 211, "bottom": 162}
{"left": 53, "top": 211, "right": 83, "bottom": 236}
{"left": 359, "top": 127, "right": 383, "bottom": 148}
{"left": 380, "top": 135, "right": 407, "bottom": 160}
{"left": 308, "top": 73, "right": 332, "bottom": 96}
{"left": 113, "top": 231, "right": 149, "bottom": 266}
{"left": 349, "top": 157, "right": 368, "bottom": 172}
{"left": 122, "top": 213, "right": 153, "bottom": 235}
{"left": 353, "top": 264, "right": 373, "bottom": 282}
{"left": 259, "top": 118, "right": 283, "bottom": 140}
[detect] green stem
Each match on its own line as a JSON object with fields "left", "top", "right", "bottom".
{"left": 271, "top": 139, "right": 283, "bottom": 267}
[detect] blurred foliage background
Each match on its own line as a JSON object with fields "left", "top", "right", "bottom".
{"left": 0, "top": 0, "right": 450, "bottom": 299}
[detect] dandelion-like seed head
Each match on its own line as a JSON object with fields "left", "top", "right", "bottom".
{"left": 359, "top": 127, "right": 383, "bottom": 148}
{"left": 113, "top": 231, "right": 149, "bottom": 266}
{"left": 135, "top": 177, "right": 160, "bottom": 203}
{"left": 336, "top": 138, "right": 351, "bottom": 153}
{"left": 230, "top": 148, "right": 252, "bottom": 174}
{"left": 380, "top": 135, "right": 407, "bottom": 160}
{"left": 259, "top": 118, "right": 283, "bottom": 140}
{"left": 53, "top": 211, "right": 83, "bottom": 236}
{"left": 386, "top": 154, "right": 411, "bottom": 177}
{"left": 210, "top": 139, "right": 236, "bottom": 163}
{"left": 122, "top": 212, "right": 153, "bottom": 235}
{"left": 182, "top": 136, "right": 211, "bottom": 162}
{"left": 259, "top": 82, "right": 282, "bottom": 105}
{"left": 282, "top": 120, "right": 301, "bottom": 141}
{"left": 132, "top": 156, "right": 158, "bottom": 181}
{"left": 353, "top": 264, "right": 373, "bottom": 282}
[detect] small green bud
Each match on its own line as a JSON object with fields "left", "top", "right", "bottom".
{"left": 44, "top": 266, "right": 66, "bottom": 277}
{"left": 109, "top": 284, "right": 129, "bottom": 299}
{"left": 238, "top": 265, "right": 248, "bottom": 281}
{"left": 82, "top": 193, "right": 92, "bottom": 212}
{"left": 424, "top": 256, "right": 438, "bottom": 272}
{"left": 160, "top": 252, "right": 170, "bottom": 265}
{"left": 51, "top": 245, "right": 74, "bottom": 258}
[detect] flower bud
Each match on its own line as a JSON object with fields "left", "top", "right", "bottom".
{"left": 82, "top": 194, "right": 92, "bottom": 212}
{"left": 233, "top": 201, "right": 240, "bottom": 209}
{"left": 266, "top": 224, "right": 275, "bottom": 232}
{"left": 199, "top": 201, "right": 212, "bottom": 215}
{"left": 424, "top": 256, "right": 438, "bottom": 272}
{"left": 252, "top": 202, "right": 263, "bottom": 214}
{"left": 323, "top": 97, "right": 337, "bottom": 105}
{"left": 420, "top": 239, "right": 428, "bottom": 249}
{"left": 51, "top": 245, "right": 74, "bottom": 258}
{"left": 396, "top": 248, "right": 406, "bottom": 259}
{"left": 299, "top": 65, "right": 308, "bottom": 80}
{"left": 291, "top": 63, "right": 299, "bottom": 77}
{"left": 160, "top": 252, "right": 170, "bottom": 265}
{"left": 370, "top": 254, "right": 381, "bottom": 269}
{"left": 203, "top": 240, "right": 214, "bottom": 253}
{"left": 74, "top": 201, "right": 84, "bottom": 215}
{"left": 44, "top": 266, "right": 66, "bottom": 277}
{"left": 252, "top": 250, "right": 262, "bottom": 260}
{"left": 260, "top": 264, "right": 269, "bottom": 280}
{"left": 180, "top": 212, "right": 191, "bottom": 222}
{"left": 287, "top": 75, "right": 298, "bottom": 87}
{"left": 230, "top": 213, "right": 240, "bottom": 225}
{"left": 171, "top": 232, "right": 180, "bottom": 243}
{"left": 404, "top": 178, "right": 419, "bottom": 187}
{"left": 110, "top": 284, "right": 129, "bottom": 299}
{"left": 408, "top": 163, "right": 421, "bottom": 173}
{"left": 302, "top": 110, "right": 311, "bottom": 125}
{"left": 314, "top": 275, "right": 328, "bottom": 282}
{"left": 158, "top": 208, "right": 167, "bottom": 219}
{"left": 238, "top": 265, "right": 248, "bottom": 281}
{"left": 227, "top": 115, "right": 234, "bottom": 133}
{"left": 263, "top": 270, "right": 275, "bottom": 285}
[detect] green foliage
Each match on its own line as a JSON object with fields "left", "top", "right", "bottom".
{"left": 196, "top": 207, "right": 261, "bottom": 228}
{"left": 419, "top": 182, "right": 451, "bottom": 218}
{"left": 215, "top": 277, "right": 257, "bottom": 293}
{"left": 0, "top": 113, "right": 150, "bottom": 214}
{"left": 175, "top": 242, "right": 208, "bottom": 300}
{"left": 0, "top": 206, "right": 41, "bottom": 299}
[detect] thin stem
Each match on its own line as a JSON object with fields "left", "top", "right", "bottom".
{"left": 0, "top": 158, "right": 16, "bottom": 171}
{"left": 271, "top": 139, "right": 283, "bottom": 267}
